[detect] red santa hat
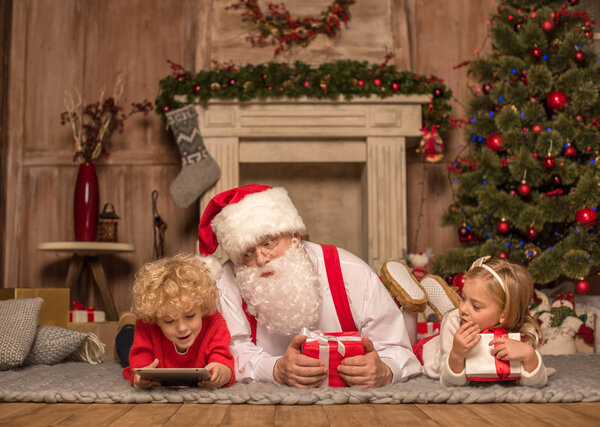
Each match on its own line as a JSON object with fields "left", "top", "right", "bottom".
{"left": 197, "top": 184, "right": 306, "bottom": 269}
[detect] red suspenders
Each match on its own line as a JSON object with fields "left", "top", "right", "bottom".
{"left": 242, "top": 244, "right": 357, "bottom": 344}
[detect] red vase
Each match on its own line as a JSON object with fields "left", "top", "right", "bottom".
{"left": 74, "top": 162, "right": 99, "bottom": 241}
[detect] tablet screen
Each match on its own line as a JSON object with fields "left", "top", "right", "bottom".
{"left": 133, "top": 368, "right": 211, "bottom": 386}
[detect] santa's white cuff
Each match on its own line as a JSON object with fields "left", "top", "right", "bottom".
{"left": 255, "top": 355, "right": 280, "bottom": 384}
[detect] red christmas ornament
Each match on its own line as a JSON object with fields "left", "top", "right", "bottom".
{"left": 486, "top": 133, "right": 503, "bottom": 152}
{"left": 193, "top": 84, "right": 201, "bottom": 94}
{"left": 575, "top": 279, "right": 590, "bottom": 294}
{"left": 374, "top": 78, "right": 382, "bottom": 86}
{"left": 584, "top": 28, "right": 593, "bottom": 39}
{"left": 357, "top": 80, "right": 364, "bottom": 87}
{"left": 497, "top": 219, "right": 510, "bottom": 235}
{"left": 542, "top": 155, "right": 556, "bottom": 169}
{"left": 525, "top": 227, "right": 539, "bottom": 241}
{"left": 433, "top": 88, "right": 444, "bottom": 98}
{"left": 161, "top": 105, "right": 171, "bottom": 113}
{"left": 532, "top": 124, "right": 543, "bottom": 134}
{"left": 574, "top": 51, "right": 586, "bottom": 64}
{"left": 458, "top": 226, "right": 469, "bottom": 241}
{"left": 541, "top": 19, "right": 555, "bottom": 32}
{"left": 453, "top": 274, "right": 466, "bottom": 294}
{"left": 550, "top": 174, "right": 562, "bottom": 187}
{"left": 303, "top": 80, "right": 310, "bottom": 88}
{"left": 466, "top": 232, "right": 477, "bottom": 243}
{"left": 517, "top": 180, "right": 531, "bottom": 197}
{"left": 564, "top": 145, "right": 577, "bottom": 158}
{"left": 530, "top": 47, "right": 543, "bottom": 60}
{"left": 482, "top": 83, "right": 492, "bottom": 94}
{"left": 391, "top": 82, "right": 400, "bottom": 92}
{"left": 546, "top": 91, "right": 568, "bottom": 110}
{"left": 498, "top": 252, "right": 509, "bottom": 259}
{"left": 575, "top": 114, "right": 584, "bottom": 122}
{"left": 574, "top": 207, "right": 597, "bottom": 227}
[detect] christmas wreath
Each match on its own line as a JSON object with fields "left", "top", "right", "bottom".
{"left": 227, "top": 0, "right": 355, "bottom": 55}
{"left": 155, "top": 59, "right": 454, "bottom": 136}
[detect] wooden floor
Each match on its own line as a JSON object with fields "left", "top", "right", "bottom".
{"left": 1, "top": 402, "right": 599, "bottom": 426}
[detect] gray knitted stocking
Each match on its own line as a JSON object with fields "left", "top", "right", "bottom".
{"left": 166, "top": 105, "right": 220, "bottom": 208}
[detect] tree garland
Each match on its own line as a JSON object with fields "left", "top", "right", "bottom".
{"left": 226, "top": 0, "right": 355, "bottom": 55}
{"left": 155, "top": 59, "right": 453, "bottom": 133}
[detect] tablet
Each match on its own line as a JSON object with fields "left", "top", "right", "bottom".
{"left": 133, "top": 368, "right": 211, "bottom": 386}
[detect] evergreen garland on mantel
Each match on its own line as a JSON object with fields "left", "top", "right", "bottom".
{"left": 155, "top": 60, "right": 453, "bottom": 133}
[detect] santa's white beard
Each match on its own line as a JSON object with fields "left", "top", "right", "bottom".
{"left": 235, "top": 242, "right": 322, "bottom": 336}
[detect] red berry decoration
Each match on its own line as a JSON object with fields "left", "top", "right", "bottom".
{"left": 303, "top": 80, "right": 310, "bottom": 88}
{"left": 564, "top": 145, "right": 577, "bottom": 158}
{"left": 497, "top": 219, "right": 510, "bottom": 235}
{"left": 575, "top": 114, "right": 584, "bottom": 122}
{"left": 486, "top": 133, "right": 503, "bottom": 152}
{"left": 162, "top": 105, "right": 171, "bottom": 113}
{"left": 575, "top": 207, "right": 597, "bottom": 227}
{"left": 575, "top": 279, "right": 590, "bottom": 295}
{"left": 433, "top": 88, "right": 444, "bottom": 98}
{"left": 530, "top": 47, "right": 542, "bottom": 60}
{"left": 574, "top": 51, "right": 586, "bottom": 65}
{"left": 453, "top": 274, "right": 466, "bottom": 294}
{"left": 482, "top": 83, "right": 491, "bottom": 94}
{"left": 546, "top": 91, "right": 568, "bottom": 110}
{"left": 525, "top": 227, "right": 539, "bottom": 241}
{"left": 532, "top": 124, "right": 543, "bottom": 134}
{"left": 584, "top": 28, "right": 593, "bottom": 39}
{"left": 517, "top": 180, "right": 531, "bottom": 197}
{"left": 374, "top": 78, "right": 382, "bottom": 86}
{"left": 541, "top": 19, "right": 555, "bottom": 32}
{"left": 391, "top": 82, "right": 400, "bottom": 92}
{"left": 542, "top": 155, "right": 556, "bottom": 169}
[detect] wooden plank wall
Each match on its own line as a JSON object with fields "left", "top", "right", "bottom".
{"left": 3, "top": 0, "right": 498, "bottom": 314}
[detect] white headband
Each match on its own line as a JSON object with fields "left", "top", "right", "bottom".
{"left": 469, "top": 256, "right": 507, "bottom": 295}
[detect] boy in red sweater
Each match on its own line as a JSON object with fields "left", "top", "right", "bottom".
{"left": 122, "top": 253, "right": 234, "bottom": 388}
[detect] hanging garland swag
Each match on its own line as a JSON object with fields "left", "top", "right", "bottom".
{"left": 227, "top": 0, "right": 355, "bottom": 55}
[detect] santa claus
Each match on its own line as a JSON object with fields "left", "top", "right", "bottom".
{"left": 198, "top": 184, "right": 420, "bottom": 388}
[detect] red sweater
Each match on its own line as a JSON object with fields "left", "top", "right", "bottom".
{"left": 122, "top": 311, "right": 235, "bottom": 387}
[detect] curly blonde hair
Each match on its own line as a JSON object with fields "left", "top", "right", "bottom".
{"left": 131, "top": 253, "right": 218, "bottom": 323}
{"left": 465, "top": 257, "right": 544, "bottom": 348}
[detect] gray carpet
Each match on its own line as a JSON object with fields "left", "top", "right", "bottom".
{"left": 0, "top": 354, "right": 599, "bottom": 404}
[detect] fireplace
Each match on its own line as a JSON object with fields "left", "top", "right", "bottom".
{"left": 196, "top": 95, "right": 428, "bottom": 271}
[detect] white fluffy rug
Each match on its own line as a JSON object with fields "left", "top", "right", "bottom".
{"left": 0, "top": 354, "right": 599, "bottom": 404}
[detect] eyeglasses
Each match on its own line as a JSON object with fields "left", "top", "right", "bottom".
{"left": 241, "top": 236, "right": 281, "bottom": 266}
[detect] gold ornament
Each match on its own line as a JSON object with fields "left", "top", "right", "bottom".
{"left": 551, "top": 39, "right": 562, "bottom": 51}
{"left": 210, "top": 82, "right": 220, "bottom": 91}
{"left": 243, "top": 81, "right": 253, "bottom": 92}
{"left": 524, "top": 243, "right": 541, "bottom": 260}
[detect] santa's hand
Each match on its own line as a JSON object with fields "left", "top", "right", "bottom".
{"left": 133, "top": 358, "right": 161, "bottom": 389}
{"left": 273, "top": 334, "right": 328, "bottom": 388}
{"left": 337, "top": 336, "right": 392, "bottom": 388}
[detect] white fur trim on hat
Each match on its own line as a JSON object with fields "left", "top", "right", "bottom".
{"left": 211, "top": 187, "right": 306, "bottom": 258}
{"left": 196, "top": 255, "right": 222, "bottom": 281}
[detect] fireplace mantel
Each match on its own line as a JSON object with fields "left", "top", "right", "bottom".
{"left": 196, "top": 95, "right": 429, "bottom": 270}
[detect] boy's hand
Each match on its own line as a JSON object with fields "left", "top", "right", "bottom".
{"left": 200, "top": 362, "right": 232, "bottom": 389}
{"left": 489, "top": 337, "right": 538, "bottom": 372}
{"left": 133, "top": 358, "right": 160, "bottom": 389}
{"left": 448, "top": 321, "right": 480, "bottom": 374}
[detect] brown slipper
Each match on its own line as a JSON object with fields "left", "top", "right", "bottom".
{"left": 380, "top": 260, "right": 427, "bottom": 312}
{"left": 420, "top": 275, "right": 461, "bottom": 320}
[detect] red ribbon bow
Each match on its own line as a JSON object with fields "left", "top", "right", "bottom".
{"left": 72, "top": 301, "right": 96, "bottom": 321}
{"left": 481, "top": 327, "right": 513, "bottom": 381}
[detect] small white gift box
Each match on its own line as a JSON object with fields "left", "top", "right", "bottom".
{"left": 465, "top": 330, "right": 521, "bottom": 382}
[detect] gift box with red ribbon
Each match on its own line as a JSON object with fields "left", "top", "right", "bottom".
{"left": 465, "top": 328, "right": 522, "bottom": 382}
{"left": 417, "top": 321, "right": 441, "bottom": 341}
{"left": 300, "top": 328, "right": 364, "bottom": 387}
{"left": 69, "top": 301, "right": 106, "bottom": 323}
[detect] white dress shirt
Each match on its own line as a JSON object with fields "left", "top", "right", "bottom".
{"left": 217, "top": 241, "right": 422, "bottom": 384}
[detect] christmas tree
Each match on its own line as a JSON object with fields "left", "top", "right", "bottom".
{"left": 435, "top": 0, "right": 600, "bottom": 293}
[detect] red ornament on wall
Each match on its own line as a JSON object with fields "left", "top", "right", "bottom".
{"left": 497, "top": 219, "right": 510, "bottom": 235}
{"left": 546, "top": 91, "right": 568, "bottom": 110}
{"left": 517, "top": 180, "right": 531, "bottom": 197}
{"left": 486, "top": 133, "right": 503, "bottom": 152}
{"left": 373, "top": 78, "right": 382, "bottom": 86}
{"left": 575, "top": 279, "right": 590, "bottom": 294}
{"left": 575, "top": 207, "right": 597, "bottom": 227}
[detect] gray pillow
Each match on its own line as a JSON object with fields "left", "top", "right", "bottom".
{"left": 0, "top": 297, "right": 43, "bottom": 370}
{"left": 24, "top": 326, "right": 90, "bottom": 366}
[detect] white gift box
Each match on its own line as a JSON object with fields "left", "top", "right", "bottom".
{"left": 69, "top": 309, "right": 106, "bottom": 323}
{"left": 465, "top": 331, "right": 521, "bottom": 381}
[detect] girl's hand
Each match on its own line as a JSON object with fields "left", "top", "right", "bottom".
{"left": 489, "top": 337, "right": 538, "bottom": 372}
{"left": 133, "top": 358, "right": 161, "bottom": 389}
{"left": 200, "top": 362, "right": 232, "bottom": 389}
{"left": 448, "top": 321, "right": 481, "bottom": 374}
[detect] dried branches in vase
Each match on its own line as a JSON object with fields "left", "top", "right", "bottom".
{"left": 61, "top": 74, "right": 153, "bottom": 163}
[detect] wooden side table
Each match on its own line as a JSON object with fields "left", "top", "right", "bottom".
{"left": 37, "top": 241, "right": 134, "bottom": 321}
